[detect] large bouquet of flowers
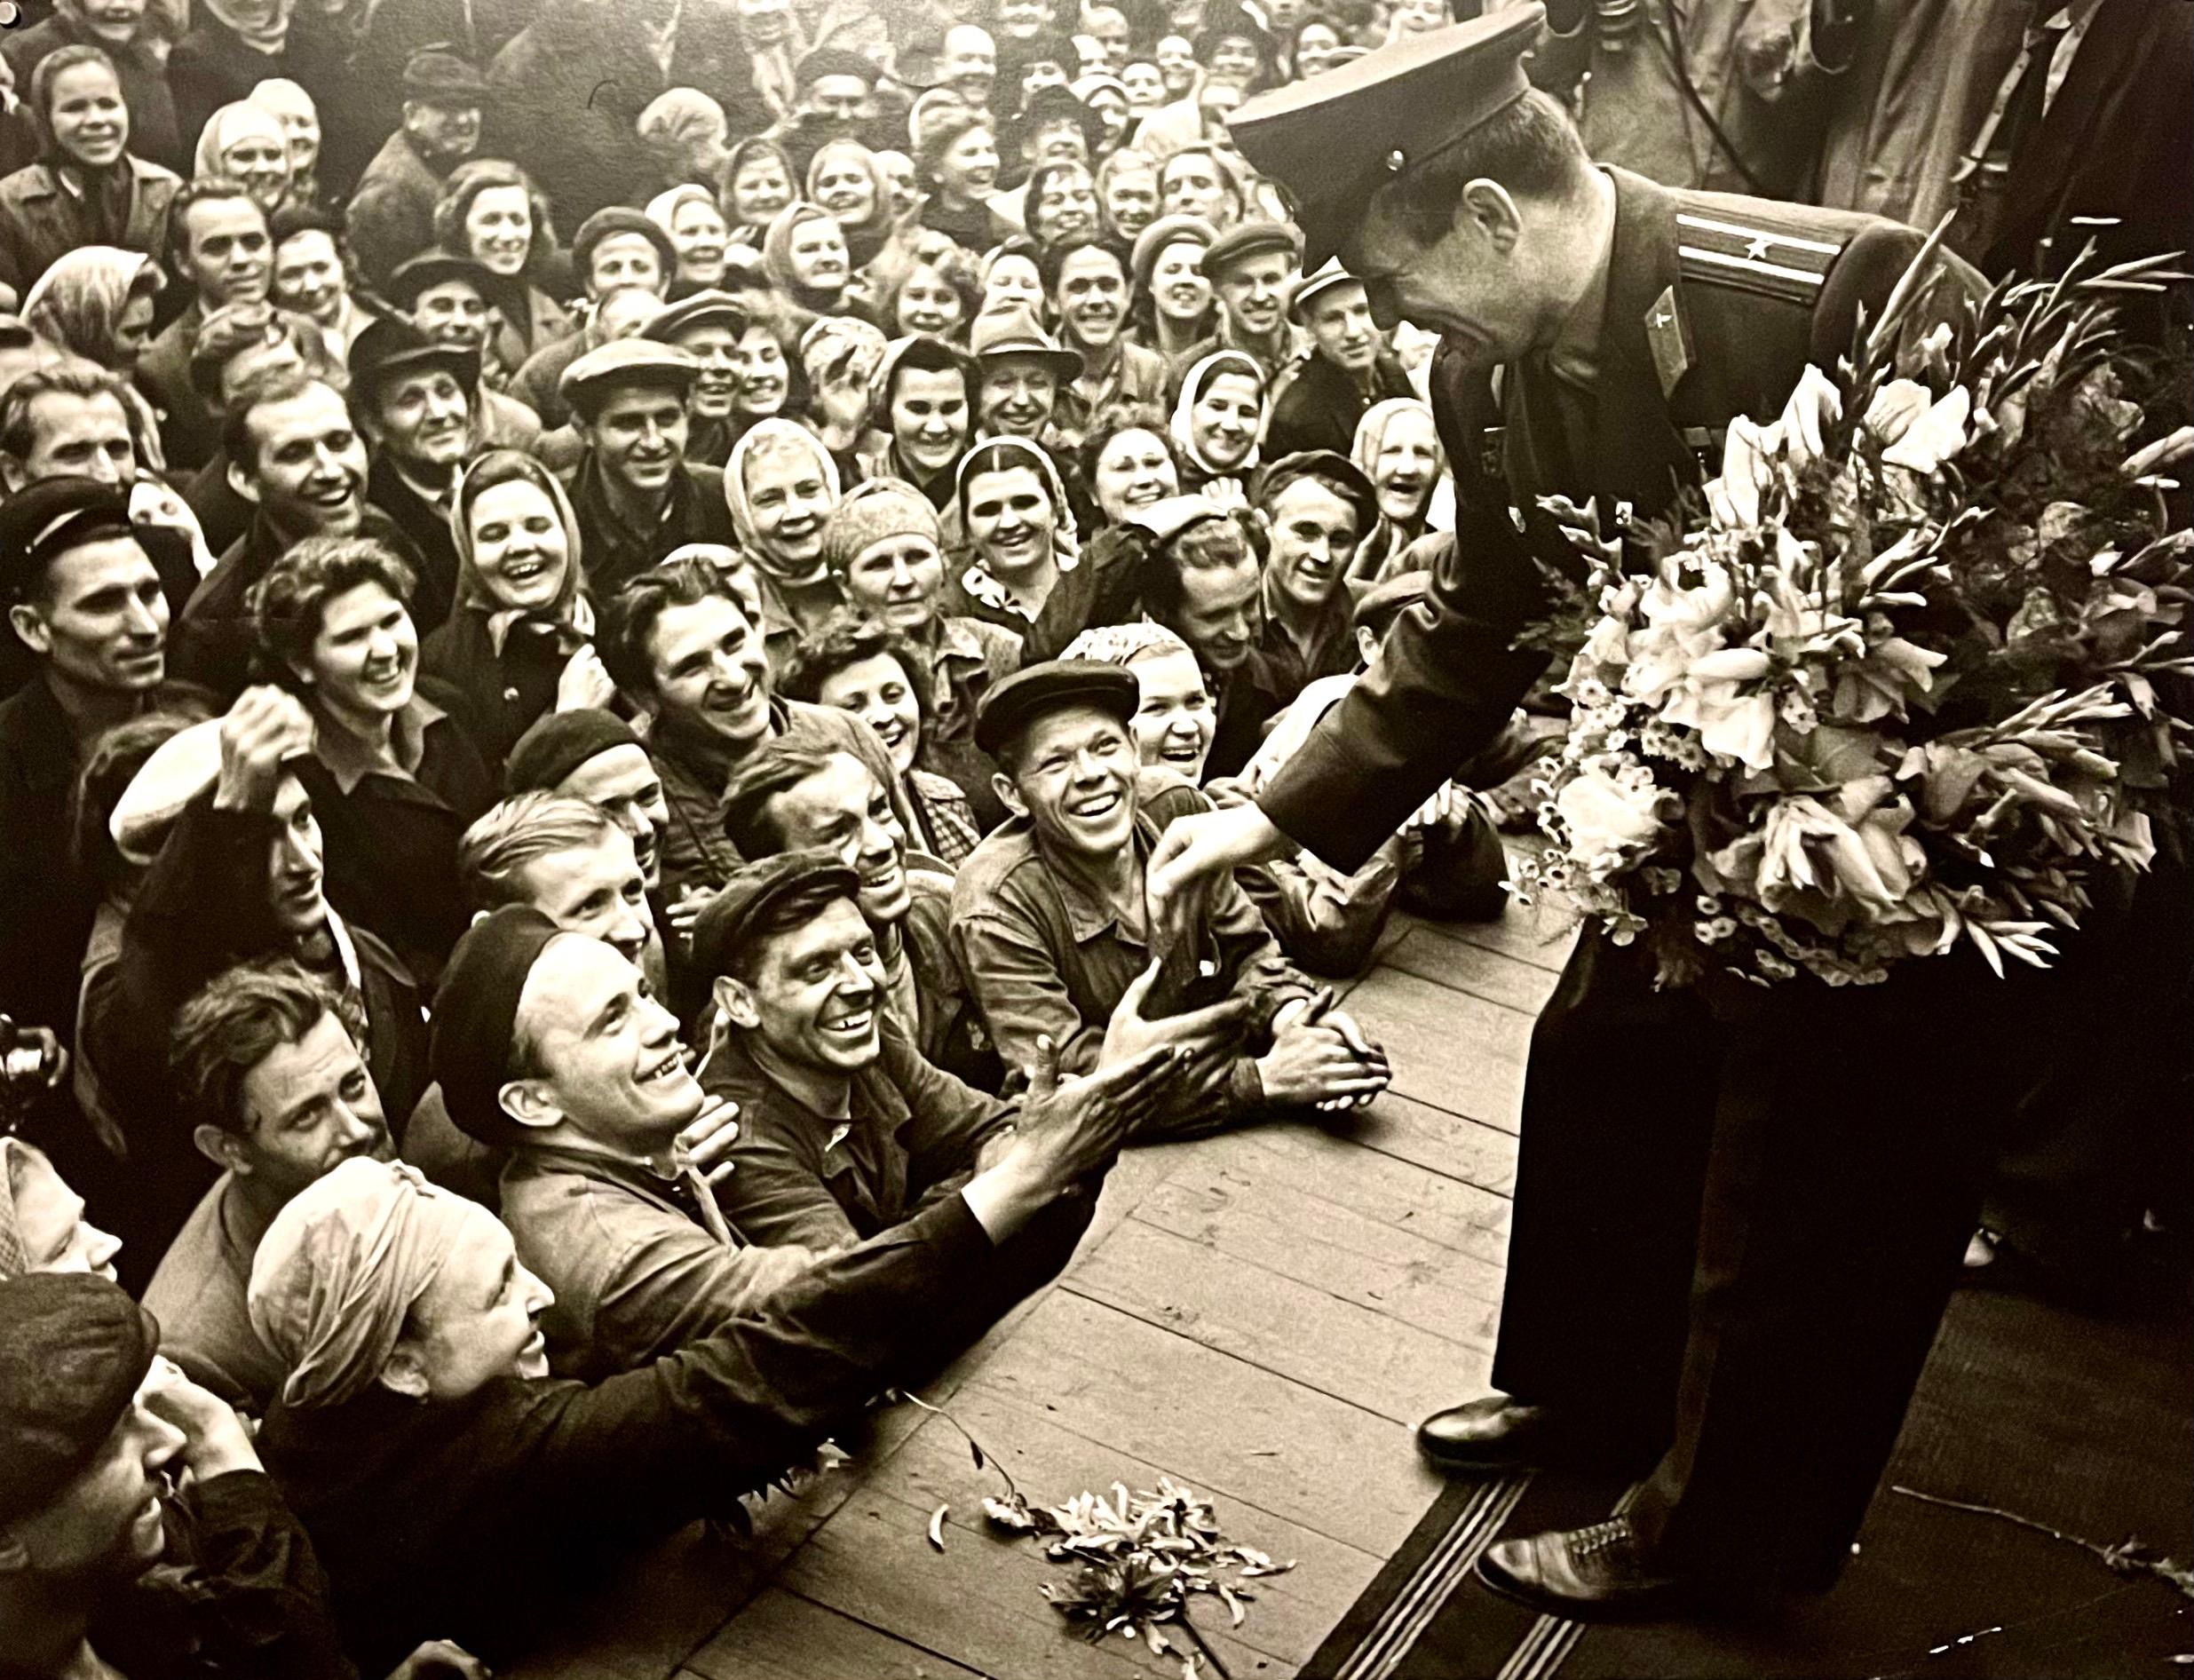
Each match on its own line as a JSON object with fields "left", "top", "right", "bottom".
{"left": 1517, "top": 240, "right": 2194, "bottom": 988}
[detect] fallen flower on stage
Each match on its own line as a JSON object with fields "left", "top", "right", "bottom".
{"left": 1516, "top": 239, "right": 2194, "bottom": 989}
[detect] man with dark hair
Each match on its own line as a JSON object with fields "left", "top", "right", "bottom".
{"left": 1251, "top": 448, "right": 1376, "bottom": 698}
{"left": 348, "top": 316, "right": 482, "bottom": 632}
{"left": 0, "top": 478, "right": 191, "bottom": 1149}
{"left": 345, "top": 48, "right": 488, "bottom": 288}
{"left": 559, "top": 340, "right": 735, "bottom": 600}
{"left": 1132, "top": 496, "right": 1286, "bottom": 778}
{"left": 952, "top": 660, "right": 1388, "bottom": 1137}
{"left": 1153, "top": 7, "right": 1991, "bottom": 1617}
{"left": 601, "top": 557, "right": 910, "bottom": 901}
{"left": 0, "top": 1272, "right": 353, "bottom": 1678}
{"left": 503, "top": 707, "right": 677, "bottom": 905}
{"left": 170, "top": 370, "right": 381, "bottom": 698}
{"left": 145, "top": 963, "right": 396, "bottom": 1410}
{"left": 139, "top": 178, "right": 273, "bottom": 471}
{"left": 1263, "top": 259, "right": 1416, "bottom": 457}
{"left": 724, "top": 741, "right": 997, "bottom": 1089}
{"left": 1043, "top": 236, "right": 1165, "bottom": 453}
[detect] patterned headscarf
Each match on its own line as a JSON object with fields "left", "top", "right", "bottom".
{"left": 247, "top": 1158, "right": 479, "bottom": 1411}
{"left": 20, "top": 245, "right": 163, "bottom": 367}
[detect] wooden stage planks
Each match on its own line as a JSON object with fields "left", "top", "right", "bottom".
{"left": 509, "top": 907, "right": 1568, "bottom": 1680}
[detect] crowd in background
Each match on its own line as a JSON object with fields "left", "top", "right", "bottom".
{"left": 0, "top": 0, "right": 2186, "bottom": 1675}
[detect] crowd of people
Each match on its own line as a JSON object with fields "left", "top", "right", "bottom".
{"left": 0, "top": 0, "right": 2183, "bottom": 1673}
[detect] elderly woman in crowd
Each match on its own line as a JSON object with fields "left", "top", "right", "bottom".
{"left": 1168, "top": 347, "right": 1266, "bottom": 501}
{"left": 725, "top": 415, "right": 847, "bottom": 644}
{"left": 646, "top": 181, "right": 735, "bottom": 294}
{"left": 762, "top": 200, "right": 861, "bottom": 323}
{"left": 421, "top": 450, "right": 615, "bottom": 776}
{"left": 18, "top": 243, "right": 164, "bottom": 375}
{"left": 0, "top": 45, "right": 183, "bottom": 296}
{"left": 782, "top": 615, "right": 988, "bottom": 865}
{"left": 1078, "top": 401, "right": 1185, "bottom": 529}
{"left": 1349, "top": 395, "right": 1446, "bottom": 582}
{"left": 0, "top": 0, "right": 184, "bottom": 171}
{"left": 1, "top": 1136, "right": 125, "bottom": 1282}
{"left": 1127, "top": 212, "right": 1218, "bottom": 361}
{"left": 432, "top": 158, "right": 574, "bottom": 377}
{"left": 722, "top": 134, "right": 796, "bottom": 242}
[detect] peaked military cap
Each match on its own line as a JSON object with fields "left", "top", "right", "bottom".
{"left": 1226, "top": 4, "right": 1545, "bottom": 268}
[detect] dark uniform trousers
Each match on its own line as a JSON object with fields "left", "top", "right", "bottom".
{"left": 1264, "top": 166, "right": 1999, "bottom": 1589}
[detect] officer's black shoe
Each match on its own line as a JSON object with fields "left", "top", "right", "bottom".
{"left": 1474, "top": 1518, "right": 1700, "bottom": 1621}
{"left": 1414, "top": 1393, "right": 1566, "bottom": 1471}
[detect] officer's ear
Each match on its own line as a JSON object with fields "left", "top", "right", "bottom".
{"left": 1459, "top": 178, "right": 1524, "bottom": 255}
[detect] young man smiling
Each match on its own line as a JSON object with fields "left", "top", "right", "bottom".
{"left": 139, "top": 179, "right": 273, "bottom": 471}
{"left": 1264, "top": 259, "right": 1416, "bottom": 458}
{"left": 1252, "top": 449, "right": 1378, "bottom": 699}
{"left": 1043, "top": 236, "right": 1165, "bottom": 454}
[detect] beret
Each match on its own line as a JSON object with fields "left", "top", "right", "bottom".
{"left": 348, "top": 315, "right": 479, "bottom": 401}
{"left": 974, "top": 659, "right": 1139, "bottom": 760}
{"left": 1253, "top": 448, "right": 1379, "bottom": 527}
{"left": 645, "top": 289, "right": 752, "bottom": 345}
{"left": 0, "top": 476, "right": 139, "bottom": 606}
{"left": 820, "top": 478, "right": 942, "bottom": 577}
{"left": 382, "top": 249, "right": 495, "bottom": 309}
{"left": 402, "top": 48, "right": 489, "bottom": 101}
{"left": 559, "top": 338, "right": 701, "bottom": 411}
{"left": 431, "top": 905, "right": 563, "bottom": 1146}
{"left": 1226, "top": 4, "right": 1544, "bottom": 268}
{"left": 503, "top": 707, "right": 646, "bottom": 796}
{"left": 1352, "top": 567, "right": 1432, "bottom": 636}
{"left": 689, "top": 848, "right": 861, "bottom": 979}
{"left": 572, "top": 207, "right": 678, "bottom": 277}
{"left": 1198, "top": 218, "right": 1302, "bottom": 281}
{"left": 1004, "top": 83, "right": 1105, "bottom": 158}
{"left": 1129, "top": 213, "right": 1217, "bottom": 294}
{"left": 0, "top": 1273, "right": 158, "bottom": 1525}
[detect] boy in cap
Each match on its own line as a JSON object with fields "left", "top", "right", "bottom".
{"left": 1263, "top": 258, "right": 1416, "bottom": 458}
{"left": 952, "top": 660, "right": 1389, "bottom": 1137}
{"left": 0, "top": 1272, "right": 356, "bottom": 1678}
{"left": 1251, "top": 449, "right": 1378, "bottom": 700}
{"left": 558, "top": 340, "right": 735, "bottom": 598}
{"left": 1154, "top": 4, "right": 1994, "bottom": 1619}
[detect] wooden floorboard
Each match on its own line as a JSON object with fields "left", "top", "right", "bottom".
{"left": 527, "top": 904, "right": 1537, "bottom": 1679}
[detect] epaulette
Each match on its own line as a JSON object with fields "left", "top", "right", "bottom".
{"left": 1675, "top": 209, "right": 1846, "bottom": 306}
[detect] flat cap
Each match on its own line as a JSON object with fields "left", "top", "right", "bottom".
{"left": 1352, "top": 567, "right": 1431, "bottom": 636}
{"left": 401, "top": 47, "right": 489, "bottom": 102}
{"left": 383, "top": 249, "right": 495, "bottom": 309}
{"left": 503, "top": 708, "right": 646, "bottom": 796}
{"left": 572, "top": 206, "right": 678, "bottom": 278}
{"left": 1226, "top": 4, "right": 1545, "bottom": 268}
{"left": 645, "top": 289, "right": 752, "bottom": 345}
{"left": 558, "top": 338, "right": 701, "bottom": 411}
{"left": 0, "top": 1273, "right": 159, "bottom": 1525}
{"left": 974, "top": 659, "right": 1138, "bottom": 760}
{"left": 689, "top": 848, "right": 861, "bottom": 979}
{"left": 1253, "top": 448, "right": 1379, "bottom": 528}
{"left": 0, "top": 476, "right": 139, "bottom": 605}
{"left": 431, "top": 905, "right": 563, "bottom": 1146}
{"left": 1198, "top": 218, "right": 1301, "bottom": 281}
{"left": 348, "top": 314, "right": 479, "bottom": 400}
{"left": 967, "top": 305, "right": 1082, "bottom": 380}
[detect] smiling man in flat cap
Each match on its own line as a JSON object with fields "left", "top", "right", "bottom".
{"left": 1149, "top": 2, "right": 1990, "bottom": 1624}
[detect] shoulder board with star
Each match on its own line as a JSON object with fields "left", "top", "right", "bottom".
{"left": 1674, "top": 207, "right": 1847, "bottom": 307}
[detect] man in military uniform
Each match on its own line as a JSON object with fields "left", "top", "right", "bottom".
{"left": 1148, "top": 5, "right": 1989, "bottom": 1620}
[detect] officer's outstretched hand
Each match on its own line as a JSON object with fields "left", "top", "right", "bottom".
{"left": 1146, "top": 803, "right": 1290, "bottom": 944}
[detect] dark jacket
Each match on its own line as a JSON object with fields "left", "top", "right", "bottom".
{"left": 139, "top": 299, "right": 219, "bottom": 472}
{"left": 1, "top": 16, "right": 184, "bottom": 172}
{"left": 419, "top": 603, "right": 585, "bottom": 780}
{"left": 0, "top": 155, "right": 181, "bottom": 296}
{"left": 563, "top": 456, "right": 735, "bottom": 601}
{"left": 257, "top": 1187, "right": 1088, "bottom": 1669}
{"left": 941, "top": 538, "right": 1144, "bottom": 666}
{"left": 294, "top": 685, "right": 495, "bottom": 983}
{"left": 344, "top": 129, "right": 452, "bottom": 289}
{"left": 1263, "top": 347, "right": 1415, "bottom": 461}
{"left": 0, "top": 676, "right": 99, "bottom": 1054}
{"left": 169, "top": 17, "right": 303, "bottom": 157}
{"left": 700, "top": 1016, "right": 1013, "bottom": 1252}
{"left": 484, "top": 2, "right": 664, "bottom": 226}
{"left": 361, "top": 456, "right": 461, "bottom": 636}
{"left": 83, "top": 796, "right": 429, "bottom": 1285}
{"left": 1263, "top": 168, "right": 1987, "bottom": 871}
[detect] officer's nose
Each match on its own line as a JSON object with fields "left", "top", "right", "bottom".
{"left": 1363, "top": 276, "right": 1405, "bottom": 333}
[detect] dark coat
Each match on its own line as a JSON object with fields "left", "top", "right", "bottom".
{"left": 1, "top": 16, "right": 184, "bottom": 172}
{"left": 484, "top": 4, "right": 665, "bottom": 227}
{"left": 562, "top": 455, "right": 735, "bottom": 601}
{"left": 344, "top": 129, "right": 452, "bottom": 289}
{"left": 418, "top": 603, "right": 580, "bottom": 779}
{"left": 168, "top": 17, "right": 304, "bottom": 160}
{"left": 0, "top": 676, "right": 100, "bottom": 1050}
{"left": 0, "top": 155, "right": 181, "bottom": 297}
{"left": 1263, "top": 347, "right": 1414, "bottom": 461}
{"left": 138, "top": 299, "right": 219, "bottom": 472}
{"left": 361, "top": 456, "right": 460, "bottom": 636}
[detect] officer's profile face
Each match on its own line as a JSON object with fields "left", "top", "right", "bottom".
{"left": 1343, "top": 177, "right": 1541, "bottom": 368}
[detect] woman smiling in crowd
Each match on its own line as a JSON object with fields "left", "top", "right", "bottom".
{"left": 432, "top": 159, "right": 574, "bottom": 377}
{"left": 1168, "top": 349, "right": 1266, "bottom": 501}
{"left": 646, "top": 182, "right": 734, "bottom": 293}
{"left": 1349, "top": 396, "right": 1446, "bottom": 582}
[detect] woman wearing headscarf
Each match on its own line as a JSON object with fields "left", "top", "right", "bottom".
{"left": 0, "top": 45, "right": 183, "bottom": 297}
{"left": 761, "top": 200, "right": 873, "bottom": 326}
{"left": 0, "top": 1137, "right": 124, "bottom": 1283}
{"left": 724, "top": 416, "right": 846, "bottom": 648}
{"left": 19, "top": 243, "right": 165, "bottom": 375}
{"left": 721, "top": 134, "right": 796, "bottom": 248}
{"left": 1167, "top": 347, "right": 1264, "bottom": 503}
{"left": 944, "top": 436, "right": 1139, "bottom": 662}
{"left": 191, "top": 98, "right": 291, "bottom": 212}
{"left": 646, "top": 182, "right": 734, "bottom": 294}
{"left": 1348, "top": 396, "right": 1447, "bottom": 583}
{"left": 637, "top": 88, "right": 733, "bottom": 197}
{"left": 0, "top": 0, "right": 184, "bottom": 172}
{"left": 248, "top": 76, "right": 323, "bottom": 210}
{"left": 421, "top": 451, "right": 617, "bottom": 778}
{"left": 170, "top": 0, "right": 305, "bottom": 155}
